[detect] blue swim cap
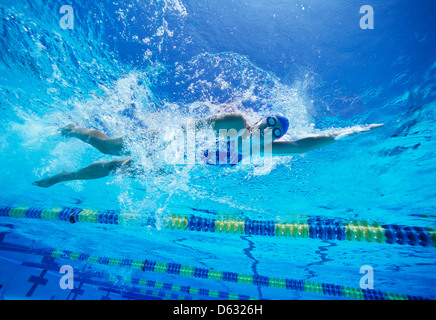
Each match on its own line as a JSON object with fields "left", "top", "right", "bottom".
{"left": 273, "top": 115, "right": 289, "bottom": 138}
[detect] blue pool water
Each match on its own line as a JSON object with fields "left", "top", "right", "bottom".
{"left": 0, "top": 0, "right": 435, "bottom": 300}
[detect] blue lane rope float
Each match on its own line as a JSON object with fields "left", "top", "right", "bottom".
{"left": 0, "top": 240, "right": 428, "bottom": 300}
{"left": 1, "top": 206, "right": 434, "bottom": 247}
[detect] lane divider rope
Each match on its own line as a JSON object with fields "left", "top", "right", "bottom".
{"left": 20, "top": 252, "right": 259, "bottom": 300}
{"left": 0, "top": 240, "right": 428, "bottom": 300}
{"left": 1, "top": 206, "right": 434, "bottom": 247}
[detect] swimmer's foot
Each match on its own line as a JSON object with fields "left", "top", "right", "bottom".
{"left": 33, "top": 171, "right": 70, "bottom": 188}
{"left": 59, "top": 123, "right": 78, "bottom": 137}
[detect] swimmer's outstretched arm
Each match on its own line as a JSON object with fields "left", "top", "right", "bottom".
{"left": 272, "top": 136, "right": 336, "bottom": 155}
{"left": 271, "top": 123, "right": 383, "bottom": 155}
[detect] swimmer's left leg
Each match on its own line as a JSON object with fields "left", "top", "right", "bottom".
{"left": 60, "top": 123, "right": 125, "bottom": 156}
{"left": 33, "top": 159, "right": 132, "bottom": 188}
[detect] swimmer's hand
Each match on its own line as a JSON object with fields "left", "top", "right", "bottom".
{"left": 332, "top": 123, "right": 384, "bottom": 140}
{"left": 59, "top": 123, "right": 78, "bottom": 137}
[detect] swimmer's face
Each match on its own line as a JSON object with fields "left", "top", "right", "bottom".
{"left": 250, "top": 116, "right": 283, "bottom": 141}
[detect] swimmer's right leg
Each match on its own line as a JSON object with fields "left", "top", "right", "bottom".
{"left": 60, "top": 123, "right": 124, "bottom": 156}
{"left": 33, "top": 159, "right": 132, "bottom": 188}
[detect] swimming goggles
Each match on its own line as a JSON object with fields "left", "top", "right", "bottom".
{"left": 267, "top": 116, "right": 282, "bottom": 138}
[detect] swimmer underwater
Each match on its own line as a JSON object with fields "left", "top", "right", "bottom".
{"left": 33, "top": 112, "right": 383, "bottom": 188}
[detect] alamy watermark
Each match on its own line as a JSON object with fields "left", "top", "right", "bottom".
{"left": 359, "top": 265, "right": 374, "bottom": 289}
{"left": 360, "top": 5, "right": 374, "bottom": 30}
{"left": 59, "top": 265, "right": 74, "bottom": 289}
{"left": 162, "top": 125, "right": 273, "bottom": 170}
{"left": 59, "top": 5, "right": 74, "bottom": 30}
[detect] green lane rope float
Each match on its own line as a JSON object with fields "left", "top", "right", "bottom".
{"left": 1, "top": 206, "right": 435, "bottom": 247}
